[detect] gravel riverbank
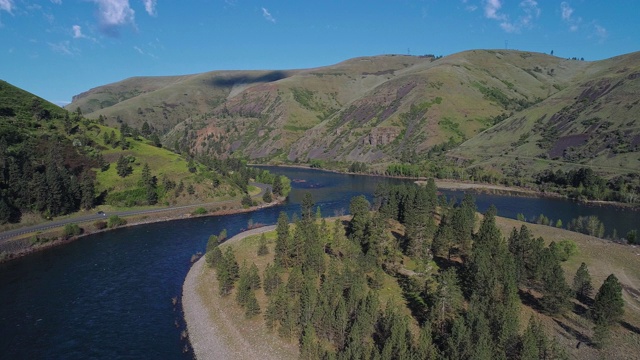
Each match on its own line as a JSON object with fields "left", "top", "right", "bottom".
{"left": 182, "top": 225, "right": 297, "bottom": 360}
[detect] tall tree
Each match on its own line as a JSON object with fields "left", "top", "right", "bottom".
{"left": 274, "top": 211, "right": 291, "bottom": 267}
{"left": 573, "top": 262, "right": 593, "bottom": 301}
{"left": 591, "top": 274, "right": 624, "bottom": 326}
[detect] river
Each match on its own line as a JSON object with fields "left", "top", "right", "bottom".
{"left": 0, "top": 167, "right": 637, "bottom": 359}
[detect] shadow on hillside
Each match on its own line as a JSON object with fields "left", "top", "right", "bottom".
{"left": 621, "top": 321, "right": 640, "bottom": 335}
{"left": 572, "top": 302, "right": 589, "bottom": 317}
{"left": 518, "top": 289, "right": 543, "bottom": 312}
{"left": 209, "top": 71, "right": 290, "bottom": 87}
{"left": 432, "top": 255, "right": 463, "bottom": 272}
{"left": 553, "top": 318, "right": 592, "bottom": 346}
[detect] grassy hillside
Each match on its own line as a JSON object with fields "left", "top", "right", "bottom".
{"left": 451, "top": 51, "right": 640, "bottom": 178}
{"left": 68, "top": 50, "right": 640, "bottom": 183}
{"left": 0, "top": 80, "right": 264, "bottom": 227}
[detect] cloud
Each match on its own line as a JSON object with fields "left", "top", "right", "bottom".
{"left": 142, "top": 0, "right": 156, "bottom": 16}
{"left": 594, "top": 24, "right": 607, "bottom": 42}
{"left": 50, "top": 0, "right": 62, "bottom": 4}
{"left": 483, "top": 0, "right": 540, "bottom": 33}
{"left": 133, "top": 45, "right": 144, "bottom": 54}
{"left": 560, "top": 2, "right": 581, "bottom": 31}
{"left": 72, "top": 25, "right": 84, "bottom": 38}
{"left": 48, "top": 41, "right": 78, "bottom": 56}
{"left": 560, "top": 2, "right": 572, "bottom": 20}
{"left": 262, "top": 7, "right": 275, "bottom": 23}
{"left": 0, "top": 0, "right": 14, "bottom": 14}
{"left": 89, "top": 0, "right": 135, "bottom": 35}
{"left": 484, "top": 0, "right": 504, "bottom": 20}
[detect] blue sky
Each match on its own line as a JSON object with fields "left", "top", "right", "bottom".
{"left": 1, "top": 0, "right": 638, "bottom": 106}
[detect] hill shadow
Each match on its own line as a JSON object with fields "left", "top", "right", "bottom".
{"left": 209, "top": 71, "right": 291, "bottom": 87}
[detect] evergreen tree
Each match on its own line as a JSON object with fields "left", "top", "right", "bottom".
{"left": 465, "top": 205, "right": 520, "bottom": 353}
{"left": 244, "top": 289, "right": 261, "bottom": 318}
{"left": 591, "top": 274, "right": 624, "bottom": 326}
{"left": 348, "top": 195, "right": 371, "bottom": 251}
{"left": 248, "top": 263, "right": 261, "bottom": 290}
{"left": 452, "top": 193, "right": 476, "bottom": 257}
{"left": 262, "top": 188, "right": 273, "bottom": 203}
{"left": 573, "top": 262, "right": 593, "bottom": 301}
{"left": 413, "top": 324, "right": 438, "bottom": 360}
{"left": 540, "top": 247, "right": 571, "bottom": 314}
{"left": 404, "top": 184, "right": 435, "bottom": 259}
{"left": 263, "top": 263, "right": 282, "bottom": 296}
{"left": 301, "top": 192, "right": 315, "bottom": 223}
{"left": 80, "top": 175, "right": 95, "bottom": 210}
{"left": 257, "top": 233, "right": 269, "bottom": 256}
{"left": 272, "top": 175, "right": 283, "bottom": 196}
{"left": 274, "top": 211, "right": 290, "bottom": 267}
{"left": 432, "top": 213, "right": 454, "bottom": 259}
{"left": 433, "top": 268, "right": 464, "bottom": 329}
{"left": 116, "top": 155, "right": 131, "bottom": 177}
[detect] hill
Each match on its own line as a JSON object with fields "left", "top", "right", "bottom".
{"left": 0, "top": 80, "right": 280, "bottom": 228}
{"left": 68, "top": 50, "right": 640, "bottom": 181}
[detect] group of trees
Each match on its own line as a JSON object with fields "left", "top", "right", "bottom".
{"left": 536, "top": 167, "right": 640, "bottom": 203}
{"left": 203, "top": 182, "right": 627, "bottom": 358}
{"left": 0, "top": 138, "right": 96, "bottom": 224}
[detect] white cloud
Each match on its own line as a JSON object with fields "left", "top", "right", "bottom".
{"left": 484, "top": 0, "right": 504, "bottom": 20}
{"left": 48, "top": 41, "right": 78, "bottom": 56}
{"left": 51, "top": 0, "right": 62, "bottom": 4}
{"left": 142, "top": 0, "right": 156, "bottom": 16}
{"left": 262, "top": 7, "right": 275, "bottom": 23}
{"left": 483, "top": 0, "right": 540, "bottom": 33}
{"left": 560, "top": 2, "right": 581, "bottom": 31}
{"left": 72, "top": 25, "right": 84, "bottom": 38}
{"left": 0, "top": 0, "right": 14, "bottom": 14}
{"left": 560, "top": 2, "right": 573, "bottom": 20}
{"left": 594, "top": 24, "right": 607, "bottom": 41}
{"left": 133, "top": 45, "right": 144, "bottom": 54}
{"left": 92, "top": 0, "right": 135, "bottom": 26}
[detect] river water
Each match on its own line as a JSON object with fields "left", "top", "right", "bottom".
{"left": 0, "top": 167, "right": 637, "bottom": 359}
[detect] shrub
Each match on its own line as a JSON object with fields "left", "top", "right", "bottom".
{"left": 62, "top": 223, "right": 82, "bottom": 239}
{"left": 94, "top": 220, "right": 107, "bottom": 230}
{"left": 192, "top": 207, "right": 207, "bottom": 215}
{"left": 107, "top": 215, "right": 127, "bottom": 228}
{"left": 241, "top": 194, "right": 254, "bottom": 208}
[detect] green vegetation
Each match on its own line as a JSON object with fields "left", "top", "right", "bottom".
{"left": 199, "top": 180, "right": 636, "bottom": 359}
{"left": 107, "top": 215, "right": 127, "bottom": 228}
{"left": 0, "top": 80, "right": 289, "bottom": 232}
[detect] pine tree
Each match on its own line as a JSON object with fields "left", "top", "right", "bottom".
{"left": 272, "top": 175, "right": 283, "bottom": 196}
{"left": 274, "top": 211, "right": 290, "bottom": 267}
{"left": 248, "top": 263, "right": 261, "bottom": 290}
{"left": 540, "top": 251, "right": 571, "bottom": 315}
{"left": 263, "top": 263, "right": 282, "bottom": 296}
{"left": 244, "top": 290, "right": 261, "bottom": 318}
{"left": 573, "top": 262, "right": 593, "bottom": 301}
{"left": 591, "top": 274, "right": 624, "bottom": 326}
{"left": 257, "top": 233, "right": 269, "bottom": 256}
{"left": 116, "top": 155, "right": 131, "bottom": 177}
{"left": 433, "top": 268, "right": 464, "bottom": 329}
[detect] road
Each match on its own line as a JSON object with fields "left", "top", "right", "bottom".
{"left": 0, "top": 182, "right": 271, "bottom": 242}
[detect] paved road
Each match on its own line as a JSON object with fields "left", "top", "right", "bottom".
{"left": 0, "top": 182, "right": 271, "bottom": 242}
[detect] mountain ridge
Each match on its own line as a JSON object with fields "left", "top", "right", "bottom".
{"left": 67, "top": 49, "right": 640, "bottom": 179}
